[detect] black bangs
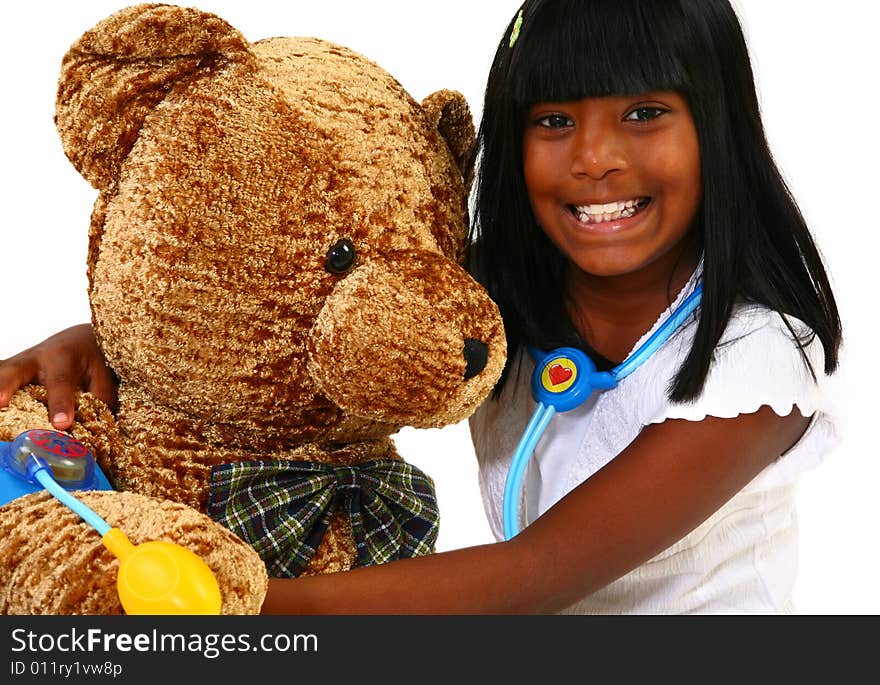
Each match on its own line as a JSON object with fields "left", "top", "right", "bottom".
{"left": 509, "top": 0, "right": 692, "bottom": 107}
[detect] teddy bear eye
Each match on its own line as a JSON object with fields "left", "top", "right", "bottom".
{"left": 325, "top": 238, "right": 357, "bottom": 274}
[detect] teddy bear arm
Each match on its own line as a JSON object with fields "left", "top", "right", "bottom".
{"left": 0, "top": 491, "right": 267, "bottom": 615}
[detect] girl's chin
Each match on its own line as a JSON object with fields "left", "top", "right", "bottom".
{"left": 567, "top": 255, "right": 653, "bottom": 279}
{"left": 564, "top": 235, "right": 700, "bottom": 282}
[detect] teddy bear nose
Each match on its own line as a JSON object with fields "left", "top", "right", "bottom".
{"left": 463, "top": 339, "right": 489, "bottom": 380}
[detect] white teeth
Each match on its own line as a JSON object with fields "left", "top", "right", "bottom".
{"left": 574, "top": 198, "right": 641, "bottom": 215}
{"left": 574, "top": 198, "right": 646, "bottom": 224}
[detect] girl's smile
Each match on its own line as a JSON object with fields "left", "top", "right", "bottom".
{"left": 566, "top": 196, "right": 653, "bottom": 234}
{"left": 523, "top": 92, "right": 701, "bottom": 279}
{"left": 571, "top": 197, "right": 648, "bottom": 222}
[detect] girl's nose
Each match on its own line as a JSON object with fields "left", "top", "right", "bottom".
{"left": 570, "top": 126, "right": 628, "bottom": 180}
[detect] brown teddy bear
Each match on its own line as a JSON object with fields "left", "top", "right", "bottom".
{"left": 0, "top": 3, "right": 505, "bottom": 614}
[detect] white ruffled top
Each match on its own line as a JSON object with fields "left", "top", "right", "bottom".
{"left": 469, "top": 266, "right": 838, "bottom": 614}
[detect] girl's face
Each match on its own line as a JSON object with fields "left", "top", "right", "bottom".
{"left": 523, "top": 92, "right": 701, "bottom": 280}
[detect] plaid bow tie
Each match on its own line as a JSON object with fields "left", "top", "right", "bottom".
{"left": 207, "top": 459, "right": 439, "bottom": 578}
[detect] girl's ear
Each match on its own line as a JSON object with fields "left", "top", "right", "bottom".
{"left": 421, "top": 90, "right": 476, "bottom": 191}
{"left": 55, "top": 4, "right": 255, "bottom": 191}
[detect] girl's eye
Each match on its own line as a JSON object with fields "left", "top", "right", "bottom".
{"left": 325, "top": 238, "right": 357, "bottom": 274}
{"left": 536, "top": 114, "right": 573, "bottom": 129}
{"left": 624, "top": 107, "right": 668, "bottom": 122}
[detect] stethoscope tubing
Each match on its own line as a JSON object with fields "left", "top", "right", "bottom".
{"left": 502, "top": 283, "right": 703, "bottom": 540}
{"left": 502, "top": 402, "right": 556, "bottom": 539}
{"left": 612, "top": 285, "right": 704, "bottom": 381}
{"left": 28, "top": 457, "right": 111, "bottom": 536}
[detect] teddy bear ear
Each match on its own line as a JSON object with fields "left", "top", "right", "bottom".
{"left": 55, "top": 4, "right": 255, "bottom": 191}
{"left": 421, "top": 90, "right": 477, "bottom": 191}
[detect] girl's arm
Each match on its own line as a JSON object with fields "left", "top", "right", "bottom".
{"left": 261, "top": 405, "right": 810, "bottom": 614}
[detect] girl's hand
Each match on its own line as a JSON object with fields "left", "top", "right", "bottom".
{"left": 0, "top": 324, "right": 117, "bottom": 431}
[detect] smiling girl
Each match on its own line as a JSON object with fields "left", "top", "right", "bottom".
{"left": 0, "top": 0, "right": 841, "bottom": 613}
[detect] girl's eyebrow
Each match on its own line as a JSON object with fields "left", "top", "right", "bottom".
{"left": 631, "top": 91, "right": 682, "bottom": 101}
{"left": 527, "top": 102, "right": 570, "bottom": 110}
{"left": 527, "top": 93, "right": 683, "bottom": 115}
{"left": 612, "top": 91, "right": 681, "bottom": 103}
{"left": 530, "top": 91, "right": 682, "bottom": 106}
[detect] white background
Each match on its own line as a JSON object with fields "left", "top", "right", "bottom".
{"left": 1, "top": 1, "right": 877, "bottom": 613}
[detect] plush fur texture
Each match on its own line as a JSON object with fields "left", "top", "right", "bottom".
{"left": 0, "top": 3, "right": 505, "bottom": 614}
{"left": 0, "top": 490, "right": 266, "bottom": 615}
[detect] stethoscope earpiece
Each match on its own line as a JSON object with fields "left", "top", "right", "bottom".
{"left": 503, "top": 283, "right": 704, "bottom": 540}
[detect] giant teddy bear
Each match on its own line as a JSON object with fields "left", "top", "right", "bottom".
{"left": 0, "top": 3, "right": 505, "bottom": 614}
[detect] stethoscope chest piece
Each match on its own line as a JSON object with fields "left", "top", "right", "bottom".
{"left": 531, "top": 347, "right": 618, "bottom": 412}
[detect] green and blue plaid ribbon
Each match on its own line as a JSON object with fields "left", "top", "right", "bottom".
{"left": 207, "top": 459, "right": 439, "bottom": 578}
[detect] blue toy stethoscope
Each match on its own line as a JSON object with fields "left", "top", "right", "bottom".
{"left": 502, "top": 282, "right": 703, "bottom": 540}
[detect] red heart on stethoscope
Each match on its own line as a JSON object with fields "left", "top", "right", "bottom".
{"left": 548, "top": 364, "right": 572, "bottom": 386}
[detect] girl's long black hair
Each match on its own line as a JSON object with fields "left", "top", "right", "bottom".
{"left": 468, "top": 0, "right": 842, "bottom": 401}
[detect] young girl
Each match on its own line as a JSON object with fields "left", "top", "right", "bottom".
{"left": 0, "top": 0, "right": 841, "bottom": 613}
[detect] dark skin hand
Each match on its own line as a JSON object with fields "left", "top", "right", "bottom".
{"left": 0, "top": 324, "right": 117, "bottom": 431}
{"left": 262, "top": 405, "right": 810, "bottom": 613}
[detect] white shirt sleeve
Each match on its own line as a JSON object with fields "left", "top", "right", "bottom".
{"left": 649, "top": 305, "right": 829, "bottom": 424}
{"left": 645, "top": 304, "right": 839, "bottom": 489}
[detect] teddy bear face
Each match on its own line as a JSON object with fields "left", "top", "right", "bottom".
{"left": 66, "top": 15, "right": 506, "bottom": 446}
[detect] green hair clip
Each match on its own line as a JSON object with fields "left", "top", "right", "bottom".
{"left": 509, "top": 9, "right": 524, "bottom": 48}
